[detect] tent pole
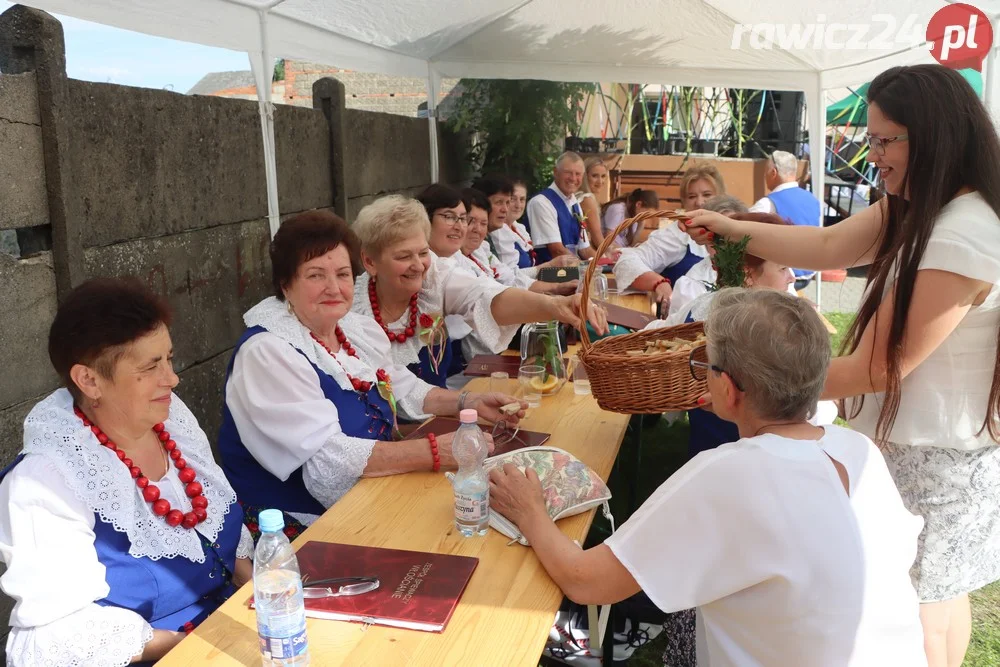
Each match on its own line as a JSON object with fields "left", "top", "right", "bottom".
{"left": 250, "top": 8, "right": 281, "bottom": 239}
{"left": 985, "top": 29, "right": 1000, "bottom": 126}
{"left": 805, "top": 77, "right": 826, "bottom": 311}
{"left": 426, "top": 64, "right": 441, "bottom": 182}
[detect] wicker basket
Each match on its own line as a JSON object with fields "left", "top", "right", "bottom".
{"left": 578, "top": 209, "right": 709, "bottom": 414}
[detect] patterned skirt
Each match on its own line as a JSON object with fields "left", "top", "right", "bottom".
{"left": 881, "top": 443, "right": 1000, "bottom": 602}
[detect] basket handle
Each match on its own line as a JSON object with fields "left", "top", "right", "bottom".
{"left": 578, "top": 209, "right": 691, "bottom": 351}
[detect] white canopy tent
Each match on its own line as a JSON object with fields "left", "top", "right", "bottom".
{"left": 16, "top": 0, "right": 1000, "bottom": 242}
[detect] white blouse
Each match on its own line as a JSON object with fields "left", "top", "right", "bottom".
{"left": 458, "top": 241, "right": 538, "bottom": 289}
{"left": 225, "top": 298, "right": 437, "bottom": 525}
{"left": 613, "top": 224, "right": 708, "bottom": 290}
{"left": 606, "top": 426, "right": 926, "bottom": 666}
{"left": 351, "top": 251, "right": 514, "bottom": 371}
{"left": 488, "top": 224, "right": 522, "bottom": 269}
{"left": 665, "top": 256, "right": 716, "bottom": 321}
{"left": 0, "top": 390, "right": 254, "bottom": 667}
{"left": 850, "top": 192, "right": 1000, "bottom": 450}
{"left": 444, "top": 250, "right": 525, "bottom": 361}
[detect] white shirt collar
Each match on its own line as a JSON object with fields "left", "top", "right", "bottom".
{"left": 771, "top": 181, "right": 800, "bottom": 194}
{"left": 548, "top": 182, "right": 578, "bottom": 205}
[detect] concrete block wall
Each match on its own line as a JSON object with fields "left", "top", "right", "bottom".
{"left": 0, "top": 72, "right": 48, "bottom": 230}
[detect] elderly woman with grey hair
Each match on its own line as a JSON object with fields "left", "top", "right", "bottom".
{"left": 490, "top": 288, "right": 927, "bottom": 667}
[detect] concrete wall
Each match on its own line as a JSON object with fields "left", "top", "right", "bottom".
{"left": 0, "top": 71, "right": 47, "bottom": 230}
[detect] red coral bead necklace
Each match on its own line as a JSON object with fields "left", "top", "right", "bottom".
{"left": 74, "top": 405, "right": 208, "bottom": 530}
{"left": 368, "top": 277, "right": 418, "bottom": 343}
{"left": 466, "top": 253, "right": 500, "bottom": 280}
{"left": 309, "top": 328, "right": 388, "bottom": 393}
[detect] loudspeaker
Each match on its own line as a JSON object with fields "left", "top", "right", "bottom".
{"left": 738, "top": 90, "right": 805, "bottom": 158}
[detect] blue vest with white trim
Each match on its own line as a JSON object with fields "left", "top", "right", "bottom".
{"left": 217, "top": 326, "right": 394, "bottom": 517}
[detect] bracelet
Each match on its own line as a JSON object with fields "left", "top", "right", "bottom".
{"left": 427, "top": 433, "right": 441, "bottom": 472}
{"left": 458, "top": 391, "right": 470, "bottom": 411}
{"left": 653, "top": 277, "right": 671, "bottom": 289}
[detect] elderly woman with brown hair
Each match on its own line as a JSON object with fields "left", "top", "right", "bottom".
{"left": 218, "top": 209, "right": 591, "bottom": 539}
{"left": 0, "top": 278, "right": 253, "bottom": 666}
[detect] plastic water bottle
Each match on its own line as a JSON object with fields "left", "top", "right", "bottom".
{"left": 253, "top": 509, "right": 310, "bottom": 666}
{"left": 452, "top": 409, "right": 490, "bottom": 536}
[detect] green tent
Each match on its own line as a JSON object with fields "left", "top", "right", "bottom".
{"left": 826, "top": 69, "right": 983, "bottom": 126}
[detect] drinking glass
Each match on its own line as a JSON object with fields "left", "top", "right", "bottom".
{"left": 517, "top": 365, "right": 545, "bottom": 408}
{"left": 567, "top": 355, "right": 591, "bottom": 396}
{"left": 490, "top": 371, "right": 511, "bottom": 394}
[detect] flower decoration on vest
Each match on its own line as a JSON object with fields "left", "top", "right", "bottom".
{"left": 572, "top": 203, "right": 589, "bottom": 244}
{"left": 417, "top": 311, "right": 448, "bottom": 375}
{"left": 310, "top": 329, "right": 401, "bottom": 439}
{"left": 374, "top": 368, "right": 401, "bottom": 439}
{"left": 511, "top": 226, "right": 538, "bottom": 265}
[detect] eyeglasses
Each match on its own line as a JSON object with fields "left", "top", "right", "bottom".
{"left": 436, "top": 212, "right": 467, "bottom": 227}
{"left": 864, "top": 132, "right": 908, "bottom": 156}
{"left": 688, "top": 348, "right": 744, "bottom": 391}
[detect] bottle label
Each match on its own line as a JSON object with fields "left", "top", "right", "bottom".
{"left": 258, "top": 613, "right": 308, "bottom": 660}
{"left": 455, "top": 489, "right": 489, "bottom": 522}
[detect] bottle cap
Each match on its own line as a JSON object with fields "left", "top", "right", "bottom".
{"left": 459, "top": 409, "right": 478, "bottom": 424}
{"left": 258, "top": 509, "right": 285, "bottom": 533}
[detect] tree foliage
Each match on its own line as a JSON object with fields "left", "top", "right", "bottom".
{"left": 448, "top": 79, "right": 592, "bottom": 193}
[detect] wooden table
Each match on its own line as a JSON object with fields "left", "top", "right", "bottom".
{"left": 159, "top": 381, "right": 631, "bottom": 666}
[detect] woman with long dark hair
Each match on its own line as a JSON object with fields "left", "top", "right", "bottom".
{"left": 682, "top": 64, "right": 1000, "bottom": 667}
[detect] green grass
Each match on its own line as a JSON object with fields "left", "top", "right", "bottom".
{"left": 592, "top": 312, "right": 1000, "bottom": 667}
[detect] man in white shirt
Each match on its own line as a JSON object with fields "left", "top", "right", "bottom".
{"left": 749, "top": 151, "right": 823, "bottom": 290}
{"left": 525, "top": 152, "right": 596, "bottom": 263}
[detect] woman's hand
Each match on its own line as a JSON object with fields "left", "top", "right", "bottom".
{"left": 433, "top": 431, "right": 495, "bottom": 470}
{"left": 695, "top": 392, "right": 714, "bottom": 413}
{"left": 545, "top": 279, "right": 579, "bottom": 296}
{"left": 488, "top": 463, "right": 548, "bottom": 529}
{"left": 678, "top": 209, "right": 736, "bottom": 246}
{"left": 549, "top": 294, "right": 609, "bottom": 335}
{"left": 654, "top": 280, "right": 673, "bottom": 304}
{"left": 467, "top": 392, "right": 528, "bottom": 425}
{"left": 548, "top": 254, "right": 581, "bottom": 268}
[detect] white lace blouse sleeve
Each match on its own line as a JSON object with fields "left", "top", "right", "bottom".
{"left": 434, "top": 260, "right": 519, "bottom": 354}
{"left": 236, "top": 524, "right": 255, "bottom": 560}
{"left": 0, "top": 456, "right": 153, "bottom": 666}
{"left": 613, "top": 227, "right": 688, "bottom": 289}
{"left": 225, "top": 333, "right": 377, "bottom": 484}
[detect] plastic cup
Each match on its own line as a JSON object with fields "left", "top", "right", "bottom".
{"left": 517, "top": 365, "right": 544, "bottom": 408}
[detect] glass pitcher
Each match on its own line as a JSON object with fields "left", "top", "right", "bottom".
{"left": 519, "top": 321, "right": 568, "bottom": 396}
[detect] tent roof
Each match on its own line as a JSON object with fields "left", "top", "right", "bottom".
{"left": 827, "top": 68, "right": 984, "bottom": 126}
{"left": 22, "top": 0, "right": 948, "bottom": 91}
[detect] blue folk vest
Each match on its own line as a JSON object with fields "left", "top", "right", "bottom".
{"left": 217, "top": 326, "right": 395, "bottom": 517}
{"left": 407, "top": 339, "right": 454, "bottom": 389}
{"left": 0, "top": 453, "right": 243, "bottom": 666}
{"left": 528, "top": 188, "right": 583, "bottom": 264}
{"left": 515, "top": 243, "right": 533, "bottom": 269}
{"left": 767, "top": 187, "right": 822, "bottom": 279}
{"left": 660, "top": 247, "right": 704, "bottom": 285}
